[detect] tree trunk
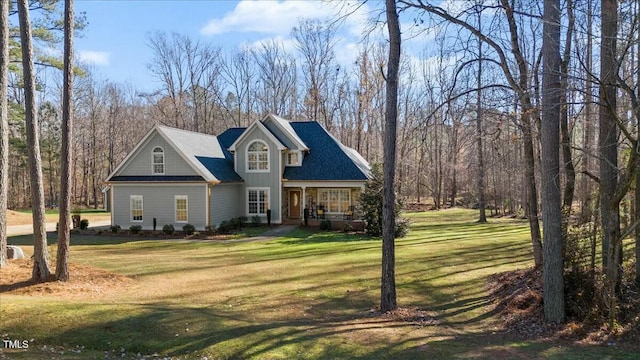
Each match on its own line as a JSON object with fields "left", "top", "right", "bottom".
{"left": 635, "top": 3, "right": 640, "bottom": 286}
{"left": 636, "top": 162, "right": 640, "bottom": 286}
{"left": 560, "top": 0, "right": 575, "bottom": 216}
{"left": 381, "top": 0, "right": 400, "bottom": 313}
{"left": 599, "top": 0, "right": 620, "bottom": 326}
{"left": 541, "top": 0, "right": 565, "bottom": 324}
{"left": 522, "top": 108, "right": 543, "bottom": 268}
{"left": 18, "top": 0, "right": 51, "bottom": 282}
{"left": 581, "top": 0, "right": 594, "bottom": 221}
{"left": 476, "top": 9, "right": 487, "bottom": 223}
{"left": 0, "top": 0, "right": 8, "bottom": 268}
{"left": 56, "top": 0, "right": 74, "bottom": 281}
{"left": 637, "top": 0, "right": 640, "bottom": 287}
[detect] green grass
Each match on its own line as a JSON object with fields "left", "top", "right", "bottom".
{"left": 1, "top": 209, "right": 637, "bottom": 359}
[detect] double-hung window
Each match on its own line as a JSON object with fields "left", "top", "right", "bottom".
{"left": 131, "top": 195, "right": 143, "bottom": 222}
{"left": 152, "top": 147, "right": 165, "bottom": 174}
{"left": 175, "top": 196, "right": 188, "bottom": 223}
{"left": 287, "top": 151, "right": 300, "bottom": 166}
{"left": 247, "top": 141, "right": 269, "bottom": 172}
{"left": 318, "top": 189, "right": 350, "bottom": 214}
{"left": 248, "top": 188, "right": 269, "bottom": 215}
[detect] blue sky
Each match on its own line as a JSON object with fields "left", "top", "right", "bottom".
{"left": 74, "top": 0, "right": 381, "bottom": 92}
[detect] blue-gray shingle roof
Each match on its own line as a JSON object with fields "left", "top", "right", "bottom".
{"left": 284, "top": 122, "right": 370, "bottom": 181}
{"left": 195, "top": 156, "right": 243, "bottom": 183}
{"left": 218, "top": 127, "right": 245, "bottom": 161}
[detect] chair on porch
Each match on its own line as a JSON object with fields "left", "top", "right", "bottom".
{"left": 343, "top": 205, "right": 355, "bottom": 220}
{"left": 317, "top": 205, "right": 325, "bottom": 219}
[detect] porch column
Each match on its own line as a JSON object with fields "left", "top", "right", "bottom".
{"left": 302, "top": 186, "right": 306, "bottom": 215}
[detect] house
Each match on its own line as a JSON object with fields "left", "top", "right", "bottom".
{"left": 105, "top": 114, "right": 371, "bottom": 230}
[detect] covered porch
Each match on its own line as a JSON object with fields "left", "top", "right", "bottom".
{"left": 282, "top": 181, "right": 366, "bottom": 225}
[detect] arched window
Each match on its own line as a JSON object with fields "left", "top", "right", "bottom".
{"left": 247, "top": 141, "right": 269, "bottom": 172}
{"left": 152, "top": 146, "right": 164, "bottom": 174}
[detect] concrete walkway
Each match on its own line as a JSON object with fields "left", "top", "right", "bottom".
{"left": 7, "top": 220, "right": 112, "bottom": 237}
{"left": 260, "top": 225, "right": 297, "bottom": 237}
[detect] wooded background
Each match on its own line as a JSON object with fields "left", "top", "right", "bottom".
{"left": 0, "top": 0, "right": 636, "bottom": 224}
{"left": 2, "top": 0, "right": 639, "bottom": 324}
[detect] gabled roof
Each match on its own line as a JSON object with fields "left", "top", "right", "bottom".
{"left": 263, "top": 113, "right": 308, "bottom": 151}
{"left": 106, "top": 125, "right": 241, "bottom": 184}
{"left": 218, "top": 127, "right": 245, "bottom": 161}
{"left": 228, "top": 120, "right": 286, "bottom": 152}
{"left": 195, "top": 156, "right": 243, "bottom": 183}
{"left": 107, "top": 117, "right": 370, "bottom": 185}
{"left": 283, "top": 122, "right": 371, "bottom": 181}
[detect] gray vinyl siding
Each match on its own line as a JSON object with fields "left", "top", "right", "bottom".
{"left": 118, "top": 133, "right": 198, "bottom": 177}
{"left": 112, "top": 184, "right": 207, "bottom": 230}
{"left": 209, "top": 183, "right": 243, "bottom": 227}
{"left": 235, "top": 126, "right": 282, "bottom": 222}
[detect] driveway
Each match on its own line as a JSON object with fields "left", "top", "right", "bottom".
{"left": 7, "top": 220, "right": 112, "bottom": 237}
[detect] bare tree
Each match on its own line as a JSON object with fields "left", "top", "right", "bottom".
{"left": 598, "top": 0, "right": 620, "bottom": 314}
{"left": 400, "top": 0, "right": 543, "bottom": 266}
{"left": 381, "top": 0, "right": 400, "bottom": 313}
{"left": 541, "top": 0, "right": 565, "bottom": 324}
{"left": 0, "top": 0, "right": 8, "bottom": 268}
{"left": 17, "top": 0, "right": 51, "bottom": 281}
{"left": 560, "top": 0, "right": 576, "bottom": 215}
{"left": 56, "top": 0, "right": 74, "bottom": 281}
{"left": 292, "top": 18, "right": 338, "bottom": 126}
{"left": 220, "top": 49, "right": 256, "bottom": 127}
{"left": 252, "top": 39, "right": 298, "bottom": 117}
{"left": 475, "top": 3, "right": 487, "bottom": 223}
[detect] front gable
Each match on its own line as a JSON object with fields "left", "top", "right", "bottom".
{"left": 232, "top": 122, "right": 285, "bottom": 177}
{"left": 108, "top": 128, "right": 200, "bottom": 180}
{"left": 262, "top": 114, "right": 308, "bottom": 151}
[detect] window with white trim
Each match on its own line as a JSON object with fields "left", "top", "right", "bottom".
{"left": 247, "top": 141, "right": 269, "bottom": 171}
{"left": 152, "top": 146, "right": 165, "bottom": 174}
{"left": 131, "top": 195, "right": 143, "bottom": 222}
{"left": 175, "top": 195, "right": 188, "bottom": 223}
{"left": 248, "top": 188, "right": 269, "bottom": 215}
{"left": 318, "top": 189, "right": 350, "bottom": 214}
{"left": 287, "top": 151, "right": 300, "bottom": 166}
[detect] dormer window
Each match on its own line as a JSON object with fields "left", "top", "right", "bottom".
{"left": 152, "top": 146, "right": 164, "bottom": 174}
{"left": 287, "top": 151, "right": 300, "bottom": 166}
{"left": 247, "top": 140, "right": 269, "bottom": 172}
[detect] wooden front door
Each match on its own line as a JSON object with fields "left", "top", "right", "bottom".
{"left": 289, "top": 190, "right": 301, "bottom": 219}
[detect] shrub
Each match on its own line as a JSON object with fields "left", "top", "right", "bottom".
{"left": 218, "top": 220, "right": 232, "bottom": 234}
{"left": 251, "top": 215, "right": 262, "bottom": 226}
{"left": 320, "top": 219, "right": 332, "bottom": 231}
{"left": 205, "top": 225, "right": 216, "bottom": 235}
{"left": 129, "top": 225, "right": 142, "bottom": 234}
{"left": 343, "top": 222, "right": 354, "bottom": 233}
{"left": 238, "top": 216, "right": 248, "bottom": 228}
{"left": 110, "top": 225, "right": 121, "bottom": 233}
{"left": 182, "top": 223, "right": 196, "bottom": 235}
{"left": 229, "top": 217, "right": 240, "bottom": 229}
{"left": 362, "top": 164, "right": 409, "bottom": 238}
{"left": 79, "top": 219, "right": 89, "bottom": 230}
{"left": 162, "top": 224, "right": 175, "bottom": 235}
{"left": 394, "top": 218, "right": 410, "bottom": 238}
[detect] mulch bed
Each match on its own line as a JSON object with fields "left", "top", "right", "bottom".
{"left": 0, "top": 259, "right": 134, "bottom": 298}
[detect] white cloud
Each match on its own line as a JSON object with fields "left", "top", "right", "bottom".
{"left": 201, "top": 0, "right": 338, "bottom": 36}
{"left": 78, "top": 50, "right": 110, "bottom": 66}
{"left": 241, "top": 35, "right": 298, "bottom": 54}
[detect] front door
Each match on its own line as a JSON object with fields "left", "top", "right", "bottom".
{"left": 289, "top": 190, "right": 301, "bottom": 219}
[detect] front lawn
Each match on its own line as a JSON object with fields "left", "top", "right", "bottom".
{"left": 1, "top": 209, "right": 637, "bottom": 359}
